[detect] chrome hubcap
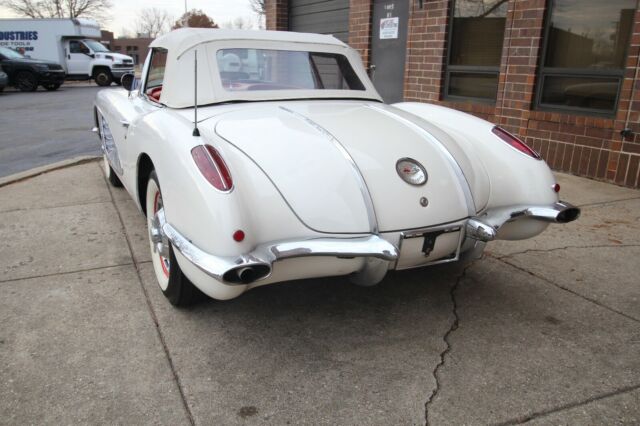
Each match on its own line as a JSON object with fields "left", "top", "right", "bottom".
{"left": 150, "top": 208, "right": 170, "bottom": 259}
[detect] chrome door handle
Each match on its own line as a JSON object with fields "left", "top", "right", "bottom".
{"left": 120, "top": 120, "right": 130, "bottom": 128}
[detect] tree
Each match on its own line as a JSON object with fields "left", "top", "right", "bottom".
{"left": 135, "top": 8, "right": 172, "bottom": 38}
{"left": 249, "top": 0, "right": 265, "bottom": 16}
{"left": 172, "top": 9, "right": 219, "bottom": 30}
{"left": 222, "top": 16, "right": 253, "bottom": 30}
{"left": 6, "top": 0, "right": 112, "bottom": 20}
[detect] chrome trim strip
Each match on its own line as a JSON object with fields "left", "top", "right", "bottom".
{"left": 268, "top": 236, "right": 398, "bottom": 261}
{"left": 96, "top": 110, "right": 124, "bottom": 176}
{"left": 159, "top": 213, "right": 398, "bottom": 286}
{"left": 279, "top": 106, "right": 379, "bottom": 233}
{"left": 365, "top": 104, "right": 477, "bottom": 217}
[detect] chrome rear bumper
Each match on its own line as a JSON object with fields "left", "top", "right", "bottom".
{"left": 153, "top": 200, "right": 579, "bottom": 285}
{"left": 154, "top": 209, "right": 398, "bottom": 285}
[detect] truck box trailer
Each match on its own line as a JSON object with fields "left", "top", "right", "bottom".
{"left": 0, "top": 18, "right": 134, "bottom": 86}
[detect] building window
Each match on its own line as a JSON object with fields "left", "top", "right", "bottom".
{"left": 536, "top": 0, "right": 636, "bottom": 115}
{"left": 445, "top": 0, "right": 508, "bottom": 102}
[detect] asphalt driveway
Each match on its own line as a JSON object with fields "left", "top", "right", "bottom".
{"left": 0, "top": 84, "right": 102, "bottom": 178}
{"left": 0, "top": 161, "right": 639, "bottom": 425}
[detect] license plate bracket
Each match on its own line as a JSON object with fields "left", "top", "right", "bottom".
{"left": 421, "top": 230, "right": 445, "bottom": 256}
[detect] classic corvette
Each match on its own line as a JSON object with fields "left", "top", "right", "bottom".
{"left": 94, "top": 28, "right": 580, "bottom": 306}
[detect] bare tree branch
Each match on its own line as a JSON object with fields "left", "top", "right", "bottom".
{"left": 249, "top": 0, "right": 265, "bottom": 15}
{"left": 477, "top": 0, "right": 508, "bottom": 18}
{"left": 6, "top": 0, "right": 112, "bottom": 20}
{"left": 135, "top": 8, "right": 172, "bottom": 38}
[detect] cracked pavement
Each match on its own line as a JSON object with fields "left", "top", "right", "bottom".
{"left": 1, "top": 162, "right": 639, "bottom": 425}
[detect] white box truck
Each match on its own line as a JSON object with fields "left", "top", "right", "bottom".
{"left": 0, "top": 18, "right": 134, "bottom": 86}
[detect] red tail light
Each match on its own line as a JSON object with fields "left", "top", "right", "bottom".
{"left": 492, "top": 126, "right": 541, "bottom": 160}
{"left": 191, "top": 145, "right": 233, "bottom": 191}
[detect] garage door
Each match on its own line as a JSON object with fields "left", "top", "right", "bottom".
{"left": 289, "top": 0, "right": 350, "bottom": 43}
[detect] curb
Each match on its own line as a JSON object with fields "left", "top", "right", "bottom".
{"left": 0, "top": 156, "right": 101, "bottom": 188}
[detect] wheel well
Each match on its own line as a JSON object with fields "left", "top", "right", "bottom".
{"left": 92, "top": 66, "right": 111, "bottom": 78}
{"left": 137, "top": 154, "right": 154, "bottom": 217}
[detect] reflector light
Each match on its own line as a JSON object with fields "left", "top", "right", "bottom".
{"left": 233, "top": 230, "right": 245, "bottom": 242}
{"left": 553, "top": 183, "right": 560, "bottom": 193}
{"left": 191, "top": 145, "right": 233, "bottom": 191}
{"left": 492, "top": 126, "right": 541, "bottom": 159}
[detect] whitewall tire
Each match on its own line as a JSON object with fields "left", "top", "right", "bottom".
{"left": 145, "top": 170, "right": 200, "bottom": 306}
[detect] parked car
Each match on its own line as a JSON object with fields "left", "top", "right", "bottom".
{"left": 0, "top": 65, "right": 7, "bottom": 91}
{"left": 94, "top": 29, "right": 580, "bottom": 307}
{"left": 0, "top": 18, "right": 134, "bottom": 86}
{"left": 0, "top": 46, "right": 65, "bottom": 91}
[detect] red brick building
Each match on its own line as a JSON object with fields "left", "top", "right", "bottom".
{"left": 100, "top": 30, "right": 153, "bottom": 66}
{"left": 267, "top": 0, "right": 640, "bottom": 188}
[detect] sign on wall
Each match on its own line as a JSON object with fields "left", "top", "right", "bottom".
{"left": 379, "top": 17, "right": 399, "bottom": 39}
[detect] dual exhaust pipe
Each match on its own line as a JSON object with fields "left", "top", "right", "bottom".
{"left": 521, "top": 201, "right": 581, "bottom": 224}
{"left": 222, "top": 264, "right": 271, "bottom": 284}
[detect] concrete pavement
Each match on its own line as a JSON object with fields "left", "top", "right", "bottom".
{"left": 0, "top": 161, "right": 638, "bottom": 425}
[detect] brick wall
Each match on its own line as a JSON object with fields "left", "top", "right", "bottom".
{"left": 404, "top": 1, "right": 449, "bottom": 104}
{"left": 348, "top": 0, "right": 374, "bottom": 66}
{"left": 266, "top": 0, "right": 640, "bottom": 188}
{"left": 266, "top": 0, "right": 289, "bottom": 31}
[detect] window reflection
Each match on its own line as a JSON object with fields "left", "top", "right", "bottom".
{"left": 545, "top": 0, "right": 634, "bottom": 69}
{"left": 537, "top": 0, "right": 635, "bottom": 114}
{"left": 446, "top": 0, "right": 508, "bottom": 101}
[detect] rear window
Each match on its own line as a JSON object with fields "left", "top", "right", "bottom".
{"left": 215, "top": 48, "right": 365, "bottom": 92}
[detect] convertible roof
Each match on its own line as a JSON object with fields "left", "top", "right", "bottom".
{"left": 150, "top": 28, "right": 347, "bottom": 58}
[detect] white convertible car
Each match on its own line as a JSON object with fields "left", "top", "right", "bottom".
{"left": 94, "top": 29, "right": 580, "bottom": 306}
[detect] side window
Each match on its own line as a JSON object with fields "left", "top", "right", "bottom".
{"left": 144, "top": 48, "right": 168, "bottom": 103}
{"left": 69, "top": 40, "right": 81, "bottom": 54}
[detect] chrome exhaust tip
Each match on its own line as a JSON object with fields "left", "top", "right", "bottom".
{"left": 222, "top": 264, "right": 271, "bottom": 284}
{"left": 556, "top": 206, "right": 581, "bottom": 223}
{"left": 524, "top": 201, "right": 581, "bottom": 224}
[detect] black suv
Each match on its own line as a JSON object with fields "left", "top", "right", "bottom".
{"left": 0, "top": 46, "right": 65, "bottom": 92}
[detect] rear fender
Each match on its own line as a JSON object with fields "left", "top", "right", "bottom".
{"left": 393, "top": 102, "right": 558, "bottom": 210}
{"left": 135, "top": 111, "right": 318, "bottom": 262}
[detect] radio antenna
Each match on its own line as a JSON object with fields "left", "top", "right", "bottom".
{"left": 192, "top": 48, "right": 200, "bottom": 137}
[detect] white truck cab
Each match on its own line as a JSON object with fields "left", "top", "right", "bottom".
{"left": 64, "top": 38, "right": 134, "bottom": 86}
{"left": 0, "top": 18, "right": 134, "bottom": 86}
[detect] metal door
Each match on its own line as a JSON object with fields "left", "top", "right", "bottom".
{"left": 370, "top": 0, "right": 409, "bottom": 103}
{"left": 289, "top": 0, "right": 350, "bottom": 43}
{"left": 66, "top": 40, "right": 90, "bottom": 75}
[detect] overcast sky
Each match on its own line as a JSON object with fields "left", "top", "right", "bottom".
{"left": 0, "top": 0, "right": 260, "bottom": 36}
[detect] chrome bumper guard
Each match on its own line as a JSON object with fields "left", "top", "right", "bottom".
{"left": 466, "top": 201, "right": 581, "bottom": 242}
{"left": 155, "top": 209, "right": 398, "bottom": 285}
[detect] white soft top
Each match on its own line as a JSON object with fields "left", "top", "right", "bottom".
{"left": 144, "top": 29, "right": 382, "bottom": 108}
{"left": 150, "top": 28, "right": 348, "bottom": 58}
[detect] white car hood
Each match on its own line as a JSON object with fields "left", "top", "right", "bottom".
{"left": 213, "top": 101, "right": 485, "bottom": 233}
{"left": 109, "top": 52, "right": 133, "bottom": 62}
